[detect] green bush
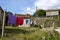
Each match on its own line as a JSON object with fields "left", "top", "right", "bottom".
{"left": 0, "top": 27, "right": 59, "bottom": 40}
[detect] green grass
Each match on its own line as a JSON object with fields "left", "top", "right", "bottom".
{"left": 0, "top": 26, "right": 59, "bottom": 40}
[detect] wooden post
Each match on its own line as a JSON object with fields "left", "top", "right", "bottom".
{"left": 2, "top": 10, "right": 5, "bottom": 37}
{"left": 58, "top": 15, "right": 59, "bottom": 19}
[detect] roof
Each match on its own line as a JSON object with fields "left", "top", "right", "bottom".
{"left": 0, "top": 6, "right": 4, "bottom": 12}
{"left": 45, "top": 9, "right": 59, "bottom": 12}
{"left": 15, "top": 14, "right": 31, "bottom": 19}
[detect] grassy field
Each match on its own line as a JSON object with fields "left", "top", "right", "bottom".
{"left": 0, "top": 26, "right": 59, "bottom": 40}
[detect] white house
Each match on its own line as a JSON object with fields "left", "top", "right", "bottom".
{"left": 45, "top": 9, "right": 59, "bottom": 19}
{"left": 15, "top": 14, "right": 31, "bottom": 27}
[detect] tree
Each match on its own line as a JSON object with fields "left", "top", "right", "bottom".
{"left": 33, "top": 9, "right": 46, "bottom": 17}
{"left": 58, "top": 9, "right": 60, "bottom": 19}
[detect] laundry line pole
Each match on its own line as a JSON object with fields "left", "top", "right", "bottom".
{"left": 2, "top": 10, "right": 5, "bottom": 37}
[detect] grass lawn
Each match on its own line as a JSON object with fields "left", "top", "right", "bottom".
{"left": 0, "top": 26, "right": 59, "bottom": 40}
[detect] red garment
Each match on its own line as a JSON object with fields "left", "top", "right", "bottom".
{"left": 16, "top": 17, "right": 24, "bottom": 25}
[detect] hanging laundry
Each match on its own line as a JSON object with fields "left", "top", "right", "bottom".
{"left": 12, "top": 15, "right": 16, "bottom": 25}
{"left": 7, "top": 13, "right": 16, "bottom": 25}
{"left": 16, "top": 17, "right": 24, "bottom": 25}
{"left": 25, "top": 19, "right": 30, "bottom": 24}
{"left": 26, "top": 19, "right": 28, "bottom": 24}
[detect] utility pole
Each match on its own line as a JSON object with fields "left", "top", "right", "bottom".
{"left": 36, "top": 6, "right": 37, "bottom": 11}
{"left": 35, "top": 6, "right": 38, "bottom": 17}
{"left": 2, "top": 10, "right": 5, "bottom": 37}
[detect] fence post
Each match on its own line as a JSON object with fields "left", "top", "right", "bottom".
{"left": 2, "top": 10, "right": 5, "bottom": 37}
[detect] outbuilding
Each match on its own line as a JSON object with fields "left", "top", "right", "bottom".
{"left": 0, "top": 7, "right": 3, "bottom": 29}
{"left": 15, "top": 14, "right": 30, "bottom": 27}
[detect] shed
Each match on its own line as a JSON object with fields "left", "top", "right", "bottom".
{"left": 0, "top": 7, "right": 3, "bottom": 29}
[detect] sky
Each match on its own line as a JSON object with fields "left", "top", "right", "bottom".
{"left": 0, "top": 0, "right": 60, "bottom": 15}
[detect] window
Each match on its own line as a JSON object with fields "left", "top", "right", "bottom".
{"left": 26, "top": 19, "right": 28, "bottom": 24}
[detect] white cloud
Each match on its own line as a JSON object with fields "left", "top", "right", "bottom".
{"left": 34, "top": 0, "right": 60, "bottom": 9}
{"left": 26, "top": 7, "right": 30, "bottom": 11}
{"left": 22, "top": 7, "right": 36, "bottom": 15}
{"left": 30, "top": 9, "right": 36, "bottom": 15}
